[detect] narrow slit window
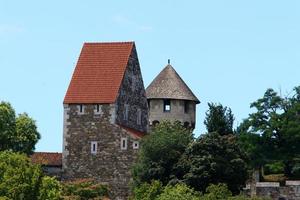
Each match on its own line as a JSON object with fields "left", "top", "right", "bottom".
{"left": 121, "top": 137, "right": 127, "bottom": 150}
{"left": 78, "top": 104, "right": 84, "bottom": 114}
{"left": 96, "top": 104, "right": 100, "bottom": 112}
{"left": 124, "top": 104, "right": 129, "bottom": 120}
{"left": 163, "top": 99, "right": 171, "bottom": 112}
{"left": 91, "top": 141, "right": 97, "bottom": 154}
{"left": 184, "top": 101, "right": 189, "bottom": 113}
{"left": 137, "top": 108, "right": 142, "bottom": 125}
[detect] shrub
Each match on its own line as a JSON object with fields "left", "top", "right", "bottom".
{"left": 132, "top": 180, "right": 163, "bottom": 200}
{"left": 38, "top": 176, "right": 61, "bottom": 200}
{"left": 202, "top": 183, "right": 232, "bottom": 200}
{"left": 264, "top": 162, "right": 284, "bottom": 175}
{"left": 0, "top": 151, "right": 43, "bottom": 200}
{"left": 157, "top": 183, "right": 201, "bottom": 200}
{"left": 62, "top": 179, "right": 108, "bottom": 200}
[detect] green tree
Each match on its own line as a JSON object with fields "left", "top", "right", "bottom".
{"left": 237, "top": 87, "right": 300, "bottom": 176}
{"left": 132, "top": 121, "right": 193, "bottom": 186}
{"left": 0, "top": 102, "right": 16, "bottom": 150}
{"left": 38, "top": 176, "right": 61, "bottom": 200}
{"left": 15, "top": 113, "right": 40, "bottom": 154}
{"left": 0, "top": 151, "right": 42, "bottom": 200}
{"left": 0, "top": 101, "right": 40, "bottom": 154}
{"left": 204, "top": 103, "right": 234, "bottom": 135}
{"left": 176, "top": 133, "right": 248, "bottom": 194}
{"left": 202, "top": 184, "right": 232, "bottom": 200}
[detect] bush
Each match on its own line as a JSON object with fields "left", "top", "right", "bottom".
{"left": 202, "top": 184, "right": 232, "bottom": 200}
{"left": 0, "top": 151, "right": 43, "bottom": 200}
{"left": 264, "top": 162, "right": 284, "bottom": 175}
{"left": 38, "top": 176, "right": 61, "bottom": 200}
{"left": 132, "top": 180, "right": 163, "bottom": 200}
{"left": 62, "top": 179, "right": 108, "bottom": 200}
{"left": 157, "top": 183, "right": 201, "bottom": 200}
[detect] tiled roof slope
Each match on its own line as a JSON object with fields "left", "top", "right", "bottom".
{"left": 146, "top": 65, "right": 200, "bottom": 103}
{"left": 64, "top": 42, "right": 134, "bottom": 104}
{"left": 31, "top": 152, "right": 62, "bottom": 166}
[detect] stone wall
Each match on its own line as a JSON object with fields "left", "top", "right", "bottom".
{"left": 245, "top": 181, "right": 300, "bottom": 200}
{"left": 148, "top": 99, "right": 196, "bottom": 127}
{"left": 62, "top": 104, "right": 143, "bottom": 200}
{"left": 115, "top": 44, "right": 149, "bottom": 133}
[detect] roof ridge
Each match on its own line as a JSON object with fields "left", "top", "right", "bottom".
{"left": 84, "top": 41, "right": 134, "bottom": 45}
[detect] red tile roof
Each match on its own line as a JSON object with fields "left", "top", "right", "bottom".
{"left": 120, "top": 125, "right": 146, "bottom": 139}
{"left": 64, "top": 42, "right": 134, "bottom": 104}
{"left": 31, "top": 152, "right": 62, "bottom": 166}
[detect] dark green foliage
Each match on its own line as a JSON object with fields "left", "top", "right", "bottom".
{"left": 0, "top": 101, "right": 40, "bottom": 154}
{"left": 264, "top": 162, "right": 284, "bottom": 175}
{"left": 176, "top": 133, "right": 248, "bottom": 194}
{"left": 237, "top": 87, "right": 300, "bottom": 177}
{"left": 132, "top": 121, "right": 193, "bottom": 186}
{"left": 204, "top": 103, "right": 234, "bottom": 135}
{"left": 62, "top": 179, "right": 108, "bottom": 200}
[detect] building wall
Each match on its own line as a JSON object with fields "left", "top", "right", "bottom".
{"left": 148, "top": 99, "right": 196, "bottom": 127}
{"left": 62, "top": 104, "right": 142, "bottom": 199}
{"left": 115, "top": 45, "right": 148, "bottom": 133}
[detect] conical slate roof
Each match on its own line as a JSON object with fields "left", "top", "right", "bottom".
{"left": 146, "top": 64, "right": 200, "bottom": 103}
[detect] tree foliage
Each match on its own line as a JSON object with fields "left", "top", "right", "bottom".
{"left": 204, "top": 103, "right": 234, "bottom": 135}
{"left": 132, "top": 121, "right": 193, "bottom": 186}
{"left": 176, "top": 133, "right": 248, "bottom": 194}
{"left": 237, "top": 87, "right": 300, "bottom": 176}
{"left": 0, "top": 101, "right": 40, "bottom": 154}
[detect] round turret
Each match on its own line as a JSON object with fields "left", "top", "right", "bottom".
{"left": 146, "top": 64, "right": 200, "bottom": 129}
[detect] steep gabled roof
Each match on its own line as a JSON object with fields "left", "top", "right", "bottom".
{"left": 31, "top": 152, "right": 62, "bottom": 167}
{"left": 146, "top": 65, "right": 200, "bottom": 103}
{"left": 64, "top": 42, "right": 134, "bottom": 104}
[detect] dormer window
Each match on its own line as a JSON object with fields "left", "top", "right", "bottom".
{"left": 163, "top": 99, "right": 171, "bottom": 112}
{"left": 78, "top": 104, "right": 85, "bottom": 114}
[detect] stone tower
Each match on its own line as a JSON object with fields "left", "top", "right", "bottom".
{"left": 146, "top": 63, "right": 200, "bottom": 129}
{"left": 62, "top": 42, "right": 148, "bottom": 199}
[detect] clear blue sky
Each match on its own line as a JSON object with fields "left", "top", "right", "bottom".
{"left": 1, "top": 1, "right": 300, "bottom": 152}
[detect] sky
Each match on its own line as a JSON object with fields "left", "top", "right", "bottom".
{"left": 0, "top": 1, "right": 300, "bottom": 152}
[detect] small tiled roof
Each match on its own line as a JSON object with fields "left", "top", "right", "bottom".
{"left": 64, "top": 42, "right": 134, "bottom": 104}
{"left": 31, "top": 152, "right": 62, "bottom": 166}
{"left": 146, "top": 65, "right": 200, "bottom": 103}
{"left": 120, "top": 125, "right": 146, "bottom": 139}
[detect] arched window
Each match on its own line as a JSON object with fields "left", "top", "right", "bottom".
{"left": 152, "top": 120, "right": 160, "bottom": 126}
{"left": 183, "top": 122, "right": 190, "bottom": 128}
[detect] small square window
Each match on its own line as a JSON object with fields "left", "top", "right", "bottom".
{"left": 91, "top": 141, "right": 97, "bottom": 155}
{"left": 121, "top": 137, "right": 127, "bottom": 150}
{"left": 133, "top": 141, "right": 139, "bottom": 149}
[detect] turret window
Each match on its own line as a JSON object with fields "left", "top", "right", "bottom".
{"left": 184, "top": 101, "right": 189, "bottom": 113}
{"left": 163, "top": 99, "right": 171, "bottom": 112}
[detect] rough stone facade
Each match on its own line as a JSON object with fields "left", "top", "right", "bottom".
{"left": 62, "top": 44, "right": 148, "bottom": 200}
{"left": 148, "top": 99, "right": 196, "bottom": 128}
